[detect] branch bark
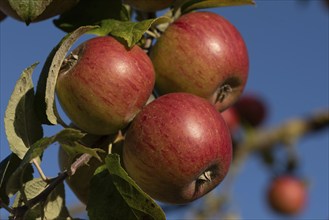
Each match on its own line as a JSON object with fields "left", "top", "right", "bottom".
{"left": 234, "top": 109, "right": 329, "bottom": 163}
{"left": 10, "top": 152, "right": 92, "bottom": 219}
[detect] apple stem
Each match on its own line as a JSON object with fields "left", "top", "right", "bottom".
{"left": 216, "top": 84, "right": 233, "bottom": 103}
{"left": 33, "top": 159, "right": 49, "bottom": 182}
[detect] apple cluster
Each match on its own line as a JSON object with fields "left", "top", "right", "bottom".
{"left": 55, "top": 9, "right": 249, "bottom": 204}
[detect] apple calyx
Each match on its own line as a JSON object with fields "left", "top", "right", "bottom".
{"left": 215, "top": 84, "right": 233, "bottom": 103}
{"left": 198, "top": 170, "right": 212, "bottom": 182}
{"left": 60, "top": 48, "right": 81, "bottom": 75}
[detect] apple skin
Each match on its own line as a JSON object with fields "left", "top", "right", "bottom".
{"left": 123, "top": 93, "right": 232, "bottom": 204}
{"left": 123, "top": 0, "right": 174, "bottom": 12}
{"left": 56, "top": 36, "right": 155, "bottom": 135}
{"left": 234, "top": 93, "right": 267, "bottom": 127}
{"left": 221, "top": 107, "right": 240, "bottom": 134}
{"left": 267, "top": 176, "right": 307, "bottom": 215}
{"left": 0, "top": 0, "right": 79, "bottom": 23}
{"left": 150, "top": 11, "right": 249, "bottom": 112}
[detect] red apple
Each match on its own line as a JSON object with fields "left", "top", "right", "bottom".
{"left": 267, "top": 175, "right": 307, "bottom": 215}
{"left": 150, "top": 11, "right": 249, "bottom": 112}
{"left": 234, "top": 93, "right": 267, "bottom": 127}
{"left": 123, "top": 93, "right": 232, "bottom": 204}
{"left": 221, "top": 107, "right": 240, "bottom": 133}
{"left": 123, "top": 0, "right": 174, "bottom": 12}
{"left": 0, "top": 0, "right": 79, "bottom": 23}
{"left": 56, "top": 36, "right": 155, "bottom": 135}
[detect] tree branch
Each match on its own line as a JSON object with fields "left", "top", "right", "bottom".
{"left": 234, "top": 109, "right": 329, "bottom": 163}
{"left": 10, "top": 153, "right": 93, "bottom": 219}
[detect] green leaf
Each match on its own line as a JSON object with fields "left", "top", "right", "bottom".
{"left": 35, "top": 25, "right": 98, "bottom": 125}
{"left": 60, "top": 142, "right": 105, "bottom": 162}
{"left": 0, "top": 154, "right": 22, "bottom": 206}
{"left": 90, "top": 16, "right": 171, "bottom": 48}
{"left": 43, "top": 182, "right": 70, "bottom": 220}
{"left": 54, "top": 0, "right": 128, "bottom": 33}
{"left": 4, "top": 63, "right": 43, "bottom": 159}
{"left": 87, "top": 154, "right": 166, "bottom": 220}
{"left": 177, "top": 0, "right": 255, "bottom": 14}
{"left": 6, "top": 128, "right": 85, "bottom": 196}
{"left": 11, "top": 178, "right": 47, "bottom": 219}
{"left": 4, "top": 163, "right": 34, "bottom": 199}
{"left": 8, "top": 0, "right": 53, "bottom": 24}
{"left": 12, "top": 179, "right": 70, "bottom": 219}
{"left": 21, "top": 128, "right": 85, "bottom": 168}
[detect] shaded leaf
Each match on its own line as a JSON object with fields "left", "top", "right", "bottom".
{"left": 8, "top": 0, "right": 53, "bottom": 24}
{"left": 90, "top": 16, "right": 171, "bottom": 48}
{"left": 35, "top": 25, "right": 98, "bottom": 125}
{"left": 0, "top": 154, "right": 22, "bottom": 206}
{"left": 87, "top": 154, "right": 166, "bottom": 220}
{"left": 12, "top": 179, "right": 70, "bottom": 219}
{"left": 54, "top": 0, "right": 128, "bottom": 33}
{"left": 21, "top": 128, "right": 85, "bottom": 168}
{"left": 12, "top": 178, "right": 46, "bottom": 209}
{"left": 60, "top": 142, "right": 105, "bottom": 162}
{"left": 4, "top": 62, "right": 43, "bottom": 159}
{"left": 177, "top": 0, "right": 255, "bottom": 14}
{"left": 4, "top": 162, "right": 34, "bottom": 199}
{"left": 11, "top": 178, "right": 45, "bottom": 219}
{"left": 43, "top": 182, "right": 70, "bottom": 219}
{"left": 6, "top": 128, "right": 85, "bottom": 196}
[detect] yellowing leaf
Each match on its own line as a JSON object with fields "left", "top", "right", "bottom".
{"left": 35, "top": 25, "right": 98, "bottom": 125}
{"left": 4, "top": 63, "right": 43, "bottom": 159}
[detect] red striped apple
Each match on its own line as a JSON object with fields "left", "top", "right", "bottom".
{"left": 56, "top": 36, "right": 155, "bottom": 135}
{"left": 150, "top": 11, "right": 249, "bottom": 112}
{"left": 221, "top": 107, "right": 240, "bottom": 134}
{"left": 123, "top": 93, "right": 232, "bottom": 204}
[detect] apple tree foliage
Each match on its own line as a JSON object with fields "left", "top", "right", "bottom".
{"left": 0, "top": 0, "right": 328, "bottom": 219}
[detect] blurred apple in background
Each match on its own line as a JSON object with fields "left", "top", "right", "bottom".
{"left": 234, "top": 92, "right": 267, "bottom": 127}
{"left": 267, "top": 175, "right": 307, "bottom": 215}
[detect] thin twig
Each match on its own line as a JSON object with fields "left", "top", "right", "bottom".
{"left": 10, "top": 152, "right": 94, "bottom": 219}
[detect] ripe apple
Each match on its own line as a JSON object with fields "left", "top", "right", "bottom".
{"left": 267, "top": 175, "right": 307, "bottom": 215}
{"left": 122, "top": 0, "right": 174, "bottom": 12}
{"left": 150, "top": 11, "right": 249, "bottom": 112}
{"left": 234, "top": 93, "right": 267, "bottom": 127}
{"left": 0, "top": 0, "right": 79, "bottom": 23}
{"left": 56, "top": 36, "right": 155, "bottom": 135}
{"left": 123, "top": 93, "right": 232, "bottom": 204}
{"left": 221, "top": 107, "right": 240, "bottom": 134}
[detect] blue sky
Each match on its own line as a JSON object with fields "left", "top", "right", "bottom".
{"left": 1, "top": 0, "right": 328, "bottom": 219}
